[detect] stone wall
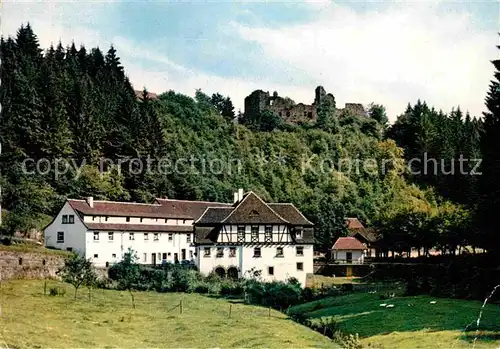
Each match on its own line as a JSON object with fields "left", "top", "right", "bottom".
{"left": 0, "top": 250, "right": 66, "bottom": 280}
{"left": 243, "top": 85, "right": 365, "bottom": 125}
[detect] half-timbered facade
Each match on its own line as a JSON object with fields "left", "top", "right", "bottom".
{"left": 194, "top": 191, "right": 314, "bottom": 287}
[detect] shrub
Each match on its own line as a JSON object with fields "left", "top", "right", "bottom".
{"left": 49, "top": 287, "right": 66, "bottom": 296}
{"left": 341, "top": 283, "right": 354, "bottom": 292}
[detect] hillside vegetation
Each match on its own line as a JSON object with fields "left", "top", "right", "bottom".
{"left": 0, "top": 24, "right": 465, "bottom": 254}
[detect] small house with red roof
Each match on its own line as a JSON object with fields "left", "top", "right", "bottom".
{"left": 331, "top": 237, "right": 367, "bottom": 264}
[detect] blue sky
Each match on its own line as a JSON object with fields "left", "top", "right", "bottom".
{"left": 3, "top": 0, "right": 499, "bottom": 120}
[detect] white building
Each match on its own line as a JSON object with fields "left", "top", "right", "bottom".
{"left": 331, "top": 237, "right": 367, "bottom": 264}
{"left": 194, "top": 191, "right": 314, "bottom": 287}
{"left": 44, "top": 196, "right": 231, "bottom": 267}
{"left": 44, "top": 191, "right": 315, "bottom": 287}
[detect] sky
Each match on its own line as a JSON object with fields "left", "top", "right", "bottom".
{"left": 2, "top": 0, "right": 499, "bottom": 121}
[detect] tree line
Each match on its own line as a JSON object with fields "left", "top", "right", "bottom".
{"left": 1, "top": 24, "right": 499, "bottom": 255}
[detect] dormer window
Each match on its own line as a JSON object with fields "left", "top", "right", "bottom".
{"left": 249, "top": 210, "right": 259, "bottom": 217}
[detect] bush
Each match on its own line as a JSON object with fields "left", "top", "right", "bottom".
{"left": 49, "top": 287, "right": 66, "bottom": 296}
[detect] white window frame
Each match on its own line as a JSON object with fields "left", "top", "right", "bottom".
{"left": 57, "top": 231, "right": 64, "bottom": 243}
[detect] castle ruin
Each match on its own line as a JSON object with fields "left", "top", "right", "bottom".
{"left": 243, "top": 86, "right": 366, "bottom": 124}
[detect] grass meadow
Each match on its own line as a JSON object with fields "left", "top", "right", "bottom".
{"left": 0, "top": 279, "right": 338, "bottom": 348}
{"left": 292, "top": 278, "right": 500, "bottom": 348}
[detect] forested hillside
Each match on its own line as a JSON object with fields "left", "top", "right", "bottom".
{"left": 1, "top": 24, "right": 495, "bottom": 254}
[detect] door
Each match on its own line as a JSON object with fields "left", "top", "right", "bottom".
{"left": 181, "top": 249, "right": 186, "bottom": 260}
{"left": 174, "top": 253, "right": 179, "bottom": 263}
{"left": 346, "top": 252, "right": 352, "bottom": 263}
{"left": 151, "top": 253, "right": 156, "bottom": 266}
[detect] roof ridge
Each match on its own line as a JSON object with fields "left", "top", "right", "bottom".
{"left": 221, "top": 191, "right": 289, "bottom": 224}
{"left": 68, "top": 198, "right": 161, "bottom": 207}
{"left": 268, "top": 202, "right": 314, "bottom": 225}
{"left": 156, "top": 198, "right": 232, "bottom": 205}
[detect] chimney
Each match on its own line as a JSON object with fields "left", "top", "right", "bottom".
{"left": 233, "top": 192, "right": 239, "bottom": 204}
{"left": 238, "top": 188, "right": 244, "bottom": 202}
{"left": 87, "top": 196, "right": 94, "bottom": 208}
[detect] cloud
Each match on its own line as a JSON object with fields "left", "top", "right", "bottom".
{"left": 2, "top": 1, "right": 497, "bottom": 121}
{"left": 233, "top": 1, "right": 497, "bottom": 119}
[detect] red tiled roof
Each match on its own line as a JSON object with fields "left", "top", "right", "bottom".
{"left": 84, "top": 223, "right": 192, "bottom": 232}
{"left": 268, "top": 203, "right": 313, "bottom": 226}
{"left": 68, "top": 199, "right": 168, "bottom": 218}
{"left": 155, "top": 199, "right": 232, "bottom": 220}
{"left": 332, "top": 237, "right": 366, "bottom": 250}
{"left": 221, "top": 192, "right": 288, "bottom": 224}
{"left": 346, "top": 218, "right": 365, "bottom": 230}
{"left": 134, "top": 90, "right": 158, "bottom": 100}
{"left": 67, "top": 198, "right": 232, "bottom": 220}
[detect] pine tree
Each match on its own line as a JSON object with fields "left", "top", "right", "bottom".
{"left": 477, "top": 45, "right": 500, "bottom": 250}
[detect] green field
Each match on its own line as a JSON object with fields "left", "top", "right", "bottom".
{"left": 290, "top": 282, "right": 500, "bottom": 349}
{"left": 0, "top": 280, "right": 337, "bottom": 348}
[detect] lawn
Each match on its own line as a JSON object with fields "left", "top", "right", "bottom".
{"left": 0, "top": 280, "right": 338, "bottom": 348}
{"left": 290, "top": 285, "right": 500, "bottom": 348}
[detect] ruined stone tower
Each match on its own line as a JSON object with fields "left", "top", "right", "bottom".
{"left": 243, "top": 86, "right": 365, "bottom": 124}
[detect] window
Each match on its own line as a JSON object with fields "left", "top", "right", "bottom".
{"left": 94, "top": 254, "right": 98, "bottom": 258}
{"left": 189, "top": 251, "right": 193, "bottom": 258}
{"left": 268, "top": 266, "right": 274, "bottom": 275}
{"left": 204, "top": 247, "right": 211, "bottom": 257}
{"left": 57, "top": 232, "right": 64, "bottom": 243}
{"left": 108, "top": 232, "right": 114, "bottom": 241}
{"left": 308, "top": 112, "right": 313, "bottom": 118}
{"left": 126, "top": 217, "right": 130, "bottom": 222}
{"left": 93, "top": 232, "right": 99, "bottom": 241}
{"left": 229, "top": 247, "right": 236, "bottom": 257}
{"left": 154, "top": 233, "right": 159, "bottom": 241}
{"left": 253, "top": 247, "right": 261, "bottom": 258}
{"left": 168, "top": 233, "right": 173, "bottom": 241}
{"left": 162, "top": 253, "right": 167, "bottom": 260}
{"left": 143, "top": 253, "right": 147, "bottom": 262}
{"left": 295, "top": 227, "right": 303, "bottom": 239}
{"left": 237, "top": 226, "right": 245, "bottom": 242}
{"left": 19, "top": 257, "right": 23, "bottom": 265}
{"left": 165, "top": 219, "right": 168, "bottom": 223}
{"left": 265, "top": 226, "right": 272, "bottom": 242}
{"left": 297, "top": 262, "right": 304, "bottom": 271}
{"left": 105, "top": 216, "right": 109, "bottom": 222}
{"left": 66, "top": 247, "right": 73, "bottom": 252}
{"left": 112, "top": 253, "right": 116, "bottom": 258}
{"left": 144, "top": 233, "right": 149, "bottom": 240}
{"left": 186, "top": 234, "right": 191, "bottom": 243}
{"left": 62, "top": 215, "right": 68, "bottom": 224}
{"left": 216, "top": 247, "right": 224, "bottom": 258}
{"left": 296, "top": 246, "right": 304, "bottom": 256}
{"left": 129, "top": 233, "right": 135, "bottom": 241}
{"left": 276, "top": 247, "right": 284, "bottom": 257}
{"left": 251, "top": 226, "right": 259, "bottom": 242}
{"left": 68, "top": 215, "right": 75, "bottom": 224}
